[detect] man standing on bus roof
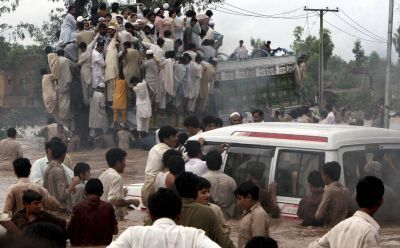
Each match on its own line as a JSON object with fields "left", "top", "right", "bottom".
{"left": 315, "top": 162, "right": 354, "bottom": 227}
{"left": 232, "top": 40, "right": 248, "bottom": 60}
{"left": 229, "top": 112, "right": 243, "bottom": 125}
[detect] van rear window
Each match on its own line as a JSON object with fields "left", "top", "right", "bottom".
{"left": 275, "top": 150, "right": 325, "bottom": 198}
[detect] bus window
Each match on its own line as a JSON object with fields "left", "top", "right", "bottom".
{"left": 275, "top": 150, "right": 325, "bottom": 198}
{"left": 224, "top": 146, "right": 275, "bottom": 188}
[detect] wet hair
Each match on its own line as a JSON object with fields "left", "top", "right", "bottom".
{"left": 78, "top": 42, "right": 87, "bottom": 50}
{"left": 162, "top": 149, "right": 181, "bottom": 167}
{"left": 148, "top": 188, "right": 182, "bottom": 220}
{"left": 247, "top": 161, "right": 265, "bottom": 181}
{"left": 166, "top": 156, "right": 185, "bottom": 176}
{"left": 245, "top": 236, "right": 278, "bottom": 248}
{"left": 169, "top": 9, "right": 176, "bottom": 16}
{"left": 175, "top": 172, "right": 200, "bottom": 199}
{"left": 157, "top": 38, "right": 165, "bottom": 47}
{"left": 7, "top": 127, "right": 17, "bottom": 138}
{"left": 356, "top": 176, "right": 384, "bottom": 209}
{"left": 56, "top": 49, "right": 65, "bottom": 56}
{"left": 130, "top": 76, "right": 140, "bottom": 84}
{"left": 85, "top": 178, "right": 103, "bottom": 196}
{"left": 77, "top": 21, "right": 84, "bottom": 30}
{"left": 183, "top": 116, "right": 200, "bottom": 129}
{"left": 197, "top": 177, "right": 211, "bottom": 191}
{"left": 13, "top": 158, "right": 31, "bottom": 178}
{"left": 177, "top": 133, "right": 189, "bottom": 145}
{"left": 73, "top": 162, "right": 90, "bottom": 177}
{"left": 51, "top": 140, "right": 67, "bottom": 160}
{"left": 68, "top": 5, "right": 75, "bottom": 12}
{"left": 320, "top": 110, "right": 328, "bottom": 119}
{"left": 251, "top": 109, "right": 264, "bottom": 117}
{"left": 111, "top": 2, "right": 119, "bottom": 12}
{"left": 185, "top": 140, "right": 202, "bottom": 158}
{"left": 322, "top": 161, "right": 341, "bottom": 181}
{"left": 234, "top": 180, "right": 259, "bottom": 200}
{"left": 23, "top": 189, "right": 42, "bottom": 205}
{"left": 22, "top": 223, "right": 66, "bottom": 248}
{"left": 191, "top": 17, "right": 197, "bottom": 23}
{"left": 185, "top": 10, "right": 196, "bottom": 18}
{"left": 195, "top": 54, "right": 202, "bottom": 63}
{"left": 165, "top": 50, "right": 176, "bottom": 59}
{"left": 164, "top": 30, "right": 172, "bottom": 38}
{"left": 182, "top": 53, "right": 192, "bottom": 64}
{"left": 47, "top": 117, "right": 56, "bottom": 124}
{"left": 205, "top": 150, "right": 222, "bottom": 171}
{"left": 202, "top": 115, "right": 217, "bottom": 128}
{"left": 205, "top": 10, "right": 213, "bottom": 17}
{"left": 215, "top": 117, "right": 223, "bottom": 127}
{"left": 158, "top": 126, "right": 178, "bottom": 143}
{"left": 44, "top": 46, "right": 53, "bottom": 54}
{"left": 125, "top": 22, "right": 133, "bottom": 29}
{"left": 187, "top": 43, "right": 196, "bottom": 50}
{"left": 325, "top": 103, "right": 333, "bottom": 112}
{"left": 105, "top": 148, "right": 127, "bottom": 168}
{"left": 175, "top": 39, "right": 183, "bottom": 45}
{"left": 308, "top": 170, "right": 324, "bottom": 188}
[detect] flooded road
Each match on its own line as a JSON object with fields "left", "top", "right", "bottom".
{"left": 2, "top": 123, "right": 400, "bottom": 247}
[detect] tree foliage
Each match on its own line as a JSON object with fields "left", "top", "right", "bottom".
{"left": 250, "top": 37, "right": 264, "bottom": 51}
{"left": 352, "top": 39, "right": 365, "bottom": 67}
{"left": 393, "top": 25, "right": 400, "bottom": 63}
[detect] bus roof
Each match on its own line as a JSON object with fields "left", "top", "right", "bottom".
{"left": 191, "top": 122, "right": 400, "bottom": 150}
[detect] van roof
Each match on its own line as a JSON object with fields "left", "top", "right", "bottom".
{"left": 192, "top": 122, "right": 400, "bottom": 150}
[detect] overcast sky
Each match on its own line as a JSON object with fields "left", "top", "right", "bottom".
{"left": 1, "top": 0, "right": 398, "bottom": 61}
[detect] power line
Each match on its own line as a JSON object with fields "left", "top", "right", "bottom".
{"left": 339, "top": 8, "right": 386, "bottom": 42}
{"left": 222, "top": 2, "right": 303, "bottom": 17}
{"left": 324, "top": 18, "right": 386, "bottom": 43}
{"left": 333, "top": 12, "right": 386, "bottom": 42}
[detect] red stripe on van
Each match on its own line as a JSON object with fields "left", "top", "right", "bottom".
{"left": 234, "top": 131, "right": 328, "bottom": 142}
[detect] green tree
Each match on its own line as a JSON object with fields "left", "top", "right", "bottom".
{"left": 352, "top": 39, "right": 365, "bottom": 67}
{"left": 393, "top": 25, "right": 400, "bottom": 63}
{"left": 250, "top": 37, "right": 264, "bottom": 51}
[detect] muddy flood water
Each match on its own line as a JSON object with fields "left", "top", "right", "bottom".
{"left": 1, "top": 127, "right": 400, "bottom": 247}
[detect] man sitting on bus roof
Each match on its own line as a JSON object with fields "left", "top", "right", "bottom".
{"left": 315, "top": 162, "right": 354, "bottom": 227}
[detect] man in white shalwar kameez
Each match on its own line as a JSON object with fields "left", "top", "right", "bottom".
{"left": 186, "top": 56, "right": 203, "bottom": 112}
{"left": 143, "top": 50, "right": 159, "bottom": 104}
{"left": 142, "top": 38, "right": 165, "bottom": 60}
{"left": 156, "top": 54, "right": 174, "bottom": 109}
{"left": 132, "top": 78, "right": 152, "bottom": 135}
{"left": 91, "top": 42, "right": 106, "bottom": 89}
{"left": 58, "top": 6, "right": 77, "bottom": 47}
{"left": 40, "top": 69, "right": 57, "bottom": 114}
{"left": 77, "top": 34, "right": 99, "bottom": 105}
{"left": 89, "top": 83, "right": 108, "bottom": 137}
{"left": 104, "top": 26, "right": 119, "bottom": 102}
{"left": 121, "top": 42, "right": 140, "bottom": 85}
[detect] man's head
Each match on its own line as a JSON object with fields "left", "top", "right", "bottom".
{"left": 148, "top": 13, "right": 156, "bottom": 23}
{"left": 105, "top": 148, "right": 127, "bottom": 173}
{"left": 166, "top": 156, "right": 185, "bottom": 176}
{"left": 51, "top": 140, "right": 67, "bottom": 163}
{"left": 156, "top": 38, "right": 165, "bottom": 48}
{"left": 202, "top": 116, "right": 217, "bottom": 132}
{"left": 251, "top": 109, "right": 264, "bottom": 123}
{"left": 125, "top": 22, "right": 133, "bottom": 32}
{"left": 247, "top": 161, "right": 265, "bottom": 182}
{"left": 234, "top": 180, "right": 259, "bottom": 210}
{"left": 229, "top": 112, "right": 243, "bottom": 125}
{"left": 76, "top": 21, "right": 84, "bottom": 31}
{"left": 23, "top": 190, "right": 43, "bottom": 214}
{"left": 98, "top": 23, "right": 107, "bottom": 35}
{"left": 165, "top": 50, "right": 176, "bottom": 59}
{"left": 73, "top": 162, "right": 91, "bottom": 181}
{"left": 158, "top": 126, "right": 178, "bottom": 148}
{"left": 196, "top": 177, "right": 211, "bottom": 205}
{"left": 56, "top": 49, "right": 65, "bottom": 57}
{"left": 184, "top": 140, "right": 202, "bottom": 159}
{"left": 187, "top": 43, "right": 196, "bottom": 51}
{"left": 22, "top": 223, "right": 66, "bottom": 248}
{"left": 205, "top": 10, "right": 213, "bottom": 18}
{"left": 116, "top": 15, "right": 123, "bottom": 24}
{"left": 190, "top": 17, "right": 197, "bottom": 27}
{"left": 7, "top": 127, "right": 17, "bottom": 138}
{"left": 146, "top": 49, "right": 154, "bottom": 59}
{"left": 164, "top": 30, "right": 172, "bottom": 38}
{"left": 130, "top": 76, "right": 140, "bottom": 86}
{"left": 96, "top": 42, "right": 104, "bottom": 53}
{"left": 68, "top": 5, "right": 76, "bottom": 15}
{"left": 78, "top": 42, "right": 87, "bottom": 52}
{"left": 177, "top": 132, "right": 189, "bottom": 146}
{"left": 266, "top": 40, "right": 271, "bottom": 45}
{"left": 85, "top": 178, "right": 103, "bottom": 197}
{"left": 47, "top": 117, "right": 56, "bottom": 125}
{"left": 111, "top": 2, "right": 119, "bottom": 13}
{"left": 307, "top": 170, "right": 324, "bottom": 191}
{"left": 175, "top": 172, "right": 200, "bottom": 199}
{"left": 322, "top": 161, "right": 341, "bottom": 185}
{"left": 239, "top": 40, "right": 244, "bottom": 47}
{"left": 13, "top": 158, "right": 31, "bottom": 178}
{"left": 148, "top": 188, "right": 182, "bottom": 222}
{"left": 245, "top": 237, "right": 278, "bottom": 248}
{"left": 356, "top": 176, "right": 384, "bottom": 214}
{"left": 162, "top": 149, "right": 181, "bottom": 167}
{"left": 183, "top": 116, "right": 201, "bottom": 136}
{"left": 325, "top": 103, "right": 333, "bottom": 112}
{"left": 205, "top": 150, "right": 222, "bottom": 171}
{"left": 215, "top": 117, "right": 223, "bottom": 128}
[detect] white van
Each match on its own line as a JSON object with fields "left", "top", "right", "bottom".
{"left": 189, "top": 122, "right": 400, "bottom": 217}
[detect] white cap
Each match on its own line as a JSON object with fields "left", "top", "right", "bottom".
{"left": 230, "top": 112, "right": 241, "bottom": 119}
{"left": 163, "top": 3, "right": 169, "bottom": 10}
{"left": 209, "top": 20, "right": 215, "bottom": 26}
{"left": 146, "top": 23, "right": 154, "bottom": 29}
{"left": 146, "top": 50, "right": 154, "bottom": 55}
{"left": 77, "top": 16, "right": 85, "bottom": 22}
{"left": 116, "top": 15, "right": 123, "bottom": 19}
{"left": 98, "top": 17, "right": 106, "bottom": 22}
{"left": 135, "top": 19, "right": 143, "bottom": 24}
{"left": 108, "top": 25, "right": 116, "bottom": 30}
{"left": 98, "top": 82, "right": 106, "bottom": 88}
{"left": 154, "top": 7, "right": 160, "bottom": 14}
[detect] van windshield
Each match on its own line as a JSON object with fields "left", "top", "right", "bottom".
{"left": 224, "top": 146, "right": 275, "bottom": 188}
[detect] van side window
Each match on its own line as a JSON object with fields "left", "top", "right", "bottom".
{"left": 224, "top": 146, "right": 275, "bottom": 188}
{"left": 275, "top": 150, "right": 325, "bottom": 198}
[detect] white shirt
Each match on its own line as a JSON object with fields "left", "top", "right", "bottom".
{"left": 142, "top": 41, "right": 165, "bottom": 60}
{"left": 325, "top": 111, "right": 336, "bottom": 124}
{"left": 29, "top": 156, "right": 74, "bottom": 186}
{"left": 233, "top": 46, "right": 248, "bottom": 60}
{"left": 99, "top": 168, "right": 124, "bottom": 202}
{"left": 145, "top": 143, "right": 171, "bottom": 177}
{"left": 107, "top": 218, "right": 220, "bottom": 248}
{"left": 185, "top": 158, "right": 209, "bottom": 176}
{"left": 132, "top": 81, "right": 152, "bottom": 119}
{"left": 91, "top": 49, "right": 105, "bottom": 89}
{"left": 163, "top": 38, "right": 175, "bottom": 53}
{"left": 308, "top": 211, "right": 380, "bottom": 248}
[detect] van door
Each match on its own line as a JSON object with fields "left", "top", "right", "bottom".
{"left": 273, "top": 148, "right": 325, "bottom": 216}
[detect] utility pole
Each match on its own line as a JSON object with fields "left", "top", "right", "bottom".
{"left": 384, "top": 0, "right": 394, "bottom": 129}
{"left": 304, "top": 7, "right": 338, "bottom": 109}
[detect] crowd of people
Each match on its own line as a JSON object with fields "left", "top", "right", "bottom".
{"left": 42, "top": 2, "right": 221, "bottom": 145}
